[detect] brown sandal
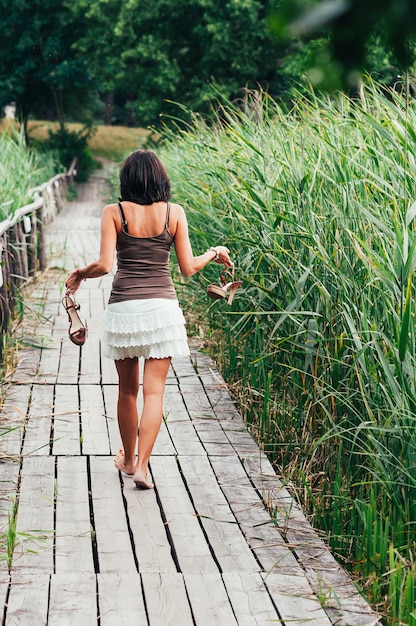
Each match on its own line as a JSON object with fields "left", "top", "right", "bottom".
{"left": 62, "top": 294, "right": 88, "bottom": 346}
{"left": 207, "top": 264, "right": 242, "bottom": 305}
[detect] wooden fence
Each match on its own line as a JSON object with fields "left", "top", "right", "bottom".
{"left": 0, "top": 159, "right": 77, "bottom": 364}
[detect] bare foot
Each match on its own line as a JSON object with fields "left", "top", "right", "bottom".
{"left": 133, "top": 469, "right": 154, "bottom": 490}
{"left": 114, "top": 450, "right": 135, "bottom": 476}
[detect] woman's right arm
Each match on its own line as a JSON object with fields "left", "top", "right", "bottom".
{"left": 173, "top": 204, "right": 231, "bottom": 276}
{"left": 65, "top": 205, "right": 117, "bottom": 293}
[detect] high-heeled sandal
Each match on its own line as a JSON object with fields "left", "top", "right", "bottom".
{"left": 62, "top": 294, "right": 88, "bottom": 346}
{"left": 207, "top": 264, "right": 242, "bottom": 305}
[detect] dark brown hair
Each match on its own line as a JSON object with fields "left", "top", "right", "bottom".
{"left": 119, "top": 150, "right": 171, "bottom": 204}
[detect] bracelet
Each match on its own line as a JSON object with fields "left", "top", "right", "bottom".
{"left": 76, "top": 268, "right": 85, "bottom": 280}
{"left": 207, "top": 247, "right": 219, "bottom": 261}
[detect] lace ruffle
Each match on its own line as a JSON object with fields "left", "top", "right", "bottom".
{"left": 101, "top": 299, "right": 189, "bottom": 360}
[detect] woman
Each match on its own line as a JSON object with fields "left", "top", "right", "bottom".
{"left": 65, "top": 149, "right": 232, "bottom": 489}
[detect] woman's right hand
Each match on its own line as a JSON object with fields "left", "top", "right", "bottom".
{"left": 212, "top": 246, "right": 232, "bottom": 267}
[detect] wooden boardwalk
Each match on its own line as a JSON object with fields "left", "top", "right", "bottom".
{"left": 0, "top": 167, "right": 381, "bottom": 625}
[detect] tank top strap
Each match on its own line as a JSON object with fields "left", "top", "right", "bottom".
{"left": 118, "top": 202, "right": 128, "bottom": 233}
{"left": 165, "top": 202, "right": 171, "bottom": 231}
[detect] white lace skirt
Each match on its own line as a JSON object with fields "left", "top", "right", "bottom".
{"left": 102, "top": 298, "right": 190, "bottom": 360}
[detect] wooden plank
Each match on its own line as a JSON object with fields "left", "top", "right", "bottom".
{"left": 222, "top": 572, "right": 282, "bottom": 625}
{"left": 243, "top": 455, "right": 382, "bottom": 623}
{"left": 262, "top": 572, "right": 332, "bottom": 625}
{"left": 13, "top": 456, "right": 55, "bottom": 572}
{"left": 6, "top": 574, "right": 49, "bottom": 625}
{"left": 122, "top": 478, "right": 176, "bottom": 574}
{"left": 209, "top": 455, "right": 299, "bottom": 574}
{"left": 163, "top": 387, "right": 206, "bottom": 456}
{"left": 151, "top": 420, "right": 175, "bottom": 456}
{"left": 55, "top": 457, "right": 94, "bottom": 572}
{"left": 56, "top": 326, "right": 80, "bottom": 384}
{"left": 8, "top": 348, "right": 40, "bottom": 384}
{"left": 102, "top": 385, "right": 122, "bottom": 454}
{"left": 183, "top": 572, "right": 238, "bottom": 625}
{"left": 179, "top": 455, "right": 259, "bottom": 573}
{"left": 142, "top": 573, "right": 193, "bottom": 626}
{"left": 0, "top": 384, "right": 29, "bottom": 456}
{"left": 165, "top": 416, "right": 205, "bottom": 456}
{"left": 80, "top": 335, "right": 101, "bottom": 384}
{"left": 150, "top": 456, "right": 219, "bottom": 573}
{"left": 37, "top": 340, "right": 61, "bottom": 385}
{"left": 0, "top": 577, "right": 11, "bottom": 623}
{"left": 80, "top": 385, "right": 110, "bottom": 454}
{"left": 89, "top": 456, "right": 136, "bottom": 572}
{"left": 52, "top": 385, "right": 81, "bottom": 455}
{"left": 0, "top": 460, "right": 20, "bottom": 573}
{"left": 101, "top": 351, "right": 118, "bottom": 385}
{"left": 22, "top": 384, "right": 53, "bottom": 456}
{"left": 98, "top": 572, "right": 147, "bottom": 625}
{"left": 48, "top": 572, "right": 96, "bottom": 625}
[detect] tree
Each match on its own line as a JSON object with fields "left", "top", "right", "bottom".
{"left": 112, "top": 0, "right": 285, "bottom": 126}
{"left": 0, "top": 0, "right": 93, "bottom": 135}
{"left": 268, "top": 0, "right": 416, "bottom": 91}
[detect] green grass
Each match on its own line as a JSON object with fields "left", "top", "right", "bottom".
{"left": 159, "top": 79, "right": 416, "bottom": 624}
{"left": 26, "top": 120, "right": 152, "bottom": 161}
{"left": 0, "top": 125, "right": 56, "bottom": 220}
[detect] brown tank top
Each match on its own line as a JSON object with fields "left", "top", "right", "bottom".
{"left": 108, "top": 202, "right": 177, "bottom": 304}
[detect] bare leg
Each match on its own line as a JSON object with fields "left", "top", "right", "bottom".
{"left": 134, "top": 357, "right": 171, "bottom": 488}
{"left": 114, "top": 357, "right": 139, "bottom": 475}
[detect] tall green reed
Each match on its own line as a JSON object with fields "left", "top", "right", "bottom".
{"left": 0, "top": 126, "right": 56, "bottom": 221}
{"left": 161, "top": 80, "right": 416, "bottom": 623}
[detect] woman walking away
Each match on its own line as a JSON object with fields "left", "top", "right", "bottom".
{"left": 65, "top": 150, "right": 232, "bottom": 489}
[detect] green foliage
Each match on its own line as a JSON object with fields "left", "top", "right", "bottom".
{"left": 1, "top": 0, "right": 416, "bottom": 131}
{"left": 268, "top": 0, "right": 416, "bottom": 91}
{"left": 0, "top": 0, "right": 95, "bottom": 129}
{"left": 159, "top": 80, "right": 416, "bottom": 622}
{"left": 42, "top": 125, "right": 96, "bottom": 182}
{"left": 0, "top": 127, "right": 56, "bottom": 220}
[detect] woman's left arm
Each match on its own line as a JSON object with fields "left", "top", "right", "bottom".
{"left": 65, "top": 205, "right": 117, "bottom": 294}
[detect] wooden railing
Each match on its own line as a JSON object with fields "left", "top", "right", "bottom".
{"left": 0, "top": 159, "right": 77, "bottom": 363}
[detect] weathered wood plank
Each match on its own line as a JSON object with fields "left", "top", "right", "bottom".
{"left": 209, "top": 454, "right": 299, "bottom": 574}
{"left": 101, "top": 385, "right": 121, "bottom": 454}
{"left": 80, "top": 335, "right": 101, "bottom": 384}
{"left": 55, "top": 457, "right": 94, "bottom": 572}
{"left": 183, "top": 572, "right": 238, "bottom": 625}
{"left": 150, "top": 456, "right": 219, "bottom": 573}
{"left": 56, "top": 327, "right": 80, "bottom": 385}
{"left": 222, "top": 572, "right": 281, "bottom": 625}
{"left": 37, "top": 340, "right": 61, "bottom": 385}
{"left": 8, "top": 347, "right": 40, "bottom": 384}
{"left": 0, "top": 384, "right": 29, "bottom": 457}
{"left": 80, "top": 385, "right": 110, "bottom": 454}
{"left": 98, "top": 572, "right": 147, "bottom": 625}
{"left": 48, "top": 572, "right": 97, "bottom": 625}
{"left": 0, "top": 461, "right": 20, "bottom": 573}
{"left": 179, "top": 455, "right": 259, "bottom": 573}
{"left": 5, "top": 574, "right": 49, "bottom": 625}
{"left": 89, "top": 456, "right": 136, "bottom": 572}
{"left": 22, "top": 384, "right": 53, "bottom": 456}
{"left": 262, "top": 571, "right": 332, "bottom": 625}
{"left": 163, "top": 387, "right": 206, "bottom": 456}
{"left": 13, "top": 456, "right": 55, "bottom": 572}
{"left": 142, "top": 573, "right": 194, "bottom": 626}
{"left": 52, "top": 385, "right": 81, "bottom": 455}
{"left": 122, "top": 478, "right": 176, "bottom": 574}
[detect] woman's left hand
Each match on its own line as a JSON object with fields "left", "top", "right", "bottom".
{"left": 65, "top": 269, "right": 83, "bottom": 294}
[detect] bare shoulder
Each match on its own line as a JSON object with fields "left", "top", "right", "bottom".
{"left": 169, "top": 203, "right": 187, "bottom": 236}
{"left": 170, "top": 202, "right": 186, "bottom": 220}
{"left": 102, "top": 203, "right": 119, "bottom": 216}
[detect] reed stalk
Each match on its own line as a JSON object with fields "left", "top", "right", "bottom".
{"left": 161, "top": 79, "right": 416, "bottom": 624}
